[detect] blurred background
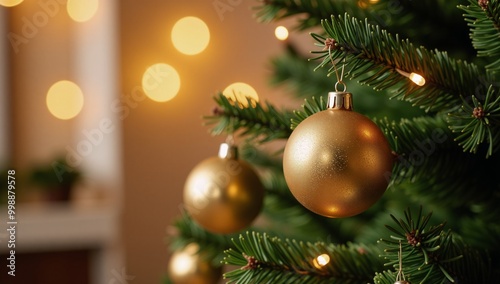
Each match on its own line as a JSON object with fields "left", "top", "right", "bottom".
{"left": 0, "top": 0, "right": 308, "bottom": 283}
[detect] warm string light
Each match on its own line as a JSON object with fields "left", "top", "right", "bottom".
{"left": 0, "top": 0, "right": 23, "bottom": 7}
{"left": 313, "top": 254, "right": 330, "bottom": 269}
{"left": 396, "top": 68, "right": 425, "bottom": 86}
{"left": 275, "top": 26, "right": 289, "bottom": 41}
{"left": 222, "top": 82, "right": 259, "bottom": 107}
{"left": 67, "top": 0, "right": 99, "bottom": 22}
{"left": 46, "top": 80, "right": 84, "bottom": 120}
{"left": 171, "top": 16, "right": 210, "bottom": 55}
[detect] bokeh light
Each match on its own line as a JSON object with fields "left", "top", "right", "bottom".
{"left": 313, "top": 254, "right": 330, "bottom": 269}
{"left": 222, "top": 82, "right": 259, "bottom": 107}
{"left": 46, "top": 80, "right": 84, "bottom": 120}
{"left": 171, "top": 16, "right": 210, "bottom": 55}
{"left": 0, "top": 0, "right": 23, "bottom": 7}
{"left": 275, "top": 26, "right": 289, "bottom": 41}
{"left": 142, "top": 63, "right": 181, "bottom": 102}
{"left": 67, "top": 0, "right": 99, "bottom": 22}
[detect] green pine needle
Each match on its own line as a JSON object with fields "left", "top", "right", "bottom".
{"left": 448, "top": 85, "right": 500, "bottom": 157}
{"left": 223, "top": 231, "right": 384, "bottom": 284}
{"left": 377, "top": 207, "right": 492, "bottom": 283}
{"left": 205, "top": 94, "right": 294, "bottom": 143}
{"left": 460, "top": 0, "right": 500, "bottom": 74}
{"left": 311, "top": 13, "right": 489, "bottom": 112}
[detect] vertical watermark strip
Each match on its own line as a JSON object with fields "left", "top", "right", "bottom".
{"left": 6, "top": 170, "right": 16, "bottom": 277}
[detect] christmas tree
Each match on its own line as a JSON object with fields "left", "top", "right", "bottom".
{"left": 167, "top": 0, "right": 500, "bottom": 283}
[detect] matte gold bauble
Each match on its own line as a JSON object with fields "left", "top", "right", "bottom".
{"left": 283, "top": 92, "right": 394, "bottom": 218}
{"left": 184, "top": 143, "right": 265, "bottom": 234}
{"left": 168, "top": 243, "right": 222, "bottom": 284}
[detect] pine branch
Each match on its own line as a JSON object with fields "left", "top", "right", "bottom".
{"left": 223, "top": 231, "right": 384, "bottom": 284}
{"left": 311, "top": 13, "right": 490, "bottom": 112}
{"left": 206, "top": 94, "right": 294, "bottom": 142}
{"left": 448, "top": 84, "right": 500, "bottom": 157}
{"left": 269, "top": 43, "right": 332, "bottom": 99}
{"left": 377, "top": 115, "right": 461, "bottom": 186}
{"left": 269, "top": 44, "right": 426, "bottom": 120}
{"left": 289, "top": 95, "right": 325, "bottom": 129}
{"left": 254, "top": 0, "right": 362, "bottom": 30}
{"left": 168, "top": 213, "right": 239, "bottom": 265}
{"left": 377, "top": 207, "right": 493, "bottom": 283}
{"left": 254, "top": 0, "right": 473, "bottom": 59}
{"left": 460, "top": 0, "right": 500, "bottom": 74}
{"left": 377, "top": 115, "right": 500, "bottom": 218}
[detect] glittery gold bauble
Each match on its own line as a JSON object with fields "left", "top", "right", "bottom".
{"left": 168, "top": 243, "right": 222, "bottom": 284}
{"left": 283, "top": 92, "right": 394, "bottom": 218}
{"left": 184, "top": 143, "right": 265, "bottom": 234}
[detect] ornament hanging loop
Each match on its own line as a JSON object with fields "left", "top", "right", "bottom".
{"left": 335, "top": 81, "right": 347, "bottom": 93}
{"left": 328, "top": 45, "right": 347, "bottom": 93}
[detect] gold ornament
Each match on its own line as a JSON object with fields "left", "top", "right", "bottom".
{"left": 168, "top": 243, "right": 222, "bottom": 284}
{"left": 283, "top": 92, "right": 394, "bottom": 218}
{"left": 184, "top": 143, "right": 265, "bottom": 234}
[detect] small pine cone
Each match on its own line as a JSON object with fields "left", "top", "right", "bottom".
{"left": 323, "top": 38, "right": 337, "bottom": 50}
{"left": 473, "top": 106, "right": 485, "bottom": 119}
{"left": 406, "top": 230, "right": 421, "bottom": 246}
{"left": 212, "top": 106, "right": 224, "bottom": 116}
{"left": 479, "top": 0, "right": 489, "bottom": 10}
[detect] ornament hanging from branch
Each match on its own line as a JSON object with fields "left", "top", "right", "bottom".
{"left": 168, "top": 243, "right": 222, "bottom": 284}
{"left": 283, "top": 47, "right": 395, "bottom": 218}
{"left": 183, "top": 140, "right": 265, "bottom": 234}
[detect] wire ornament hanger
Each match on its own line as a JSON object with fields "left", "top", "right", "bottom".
{"left": 328, "top": 45, "right": 347, "bottom": 93}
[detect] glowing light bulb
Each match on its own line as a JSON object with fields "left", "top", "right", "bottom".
{"left": 222, "top": 82, "right": 259, "bottom": 107}
{"left": 46, "top": 80, "right": 84, "bottom": 120}
{"left": 275, "top": 26, "right": 289, "bottom": 41}
{"left": 67, "top": 0, "right": 98, "bottom": 22}
{"left": 142, "top": 63, "right": 181, "bottom": 102}
{"left": 313, "top": 254, "right": 330, "bottom": 269}
{"left": 171, "top": 16, "right": 210, "bottom": 55}
{"left": 396, "top": 68, "right": 426, "bottom": 86}
{"left": 0, "top": 0, "right": 23, "bottom": 7}
{"left": 409, "top": 72, "right": 425, "bottom": 86}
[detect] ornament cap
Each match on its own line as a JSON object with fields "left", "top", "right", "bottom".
{"left": 327, "top": 92, "right": 353, "bottom": 110}
{"left": 218, "top": 142, "right": 238, "bottom": 159}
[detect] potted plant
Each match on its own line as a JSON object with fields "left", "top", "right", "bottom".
{"left": 28, "top": 157, "right": 81, "bottom": 202}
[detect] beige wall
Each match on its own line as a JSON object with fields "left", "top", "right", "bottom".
{"left": 119, "top": 0, "right": 296, "bottom": 282}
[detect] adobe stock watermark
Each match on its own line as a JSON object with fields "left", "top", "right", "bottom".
{"left": 50, "top": 63, "right": 173, "bottom": 182}
{"left": 384, "top": 127, "right": 449, "bottom": 182}
{"left": 109, "top": 267, "right": 135, "bottom": 284}
{"left": 7, "top": 0, "right": 66, "bottom": 54}
{"left": 365, "top": 0, "right": 405, "bottom": 28}
{"left": 213, "top": 0, "right": 244, "bottom": 21}
{"left": 50, "top": 86, "right": 145, "bottom": 182}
